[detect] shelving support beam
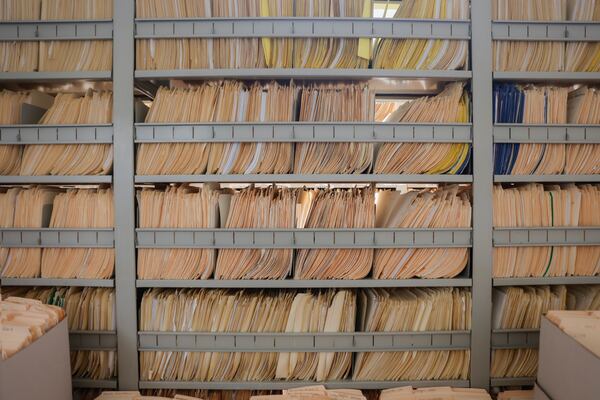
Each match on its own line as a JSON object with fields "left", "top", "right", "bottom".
{"left": 471, "top": 0, "right": 493, "bottom": 390}
{"left": 113, "top": 0, "right": 138, "bottom": 390}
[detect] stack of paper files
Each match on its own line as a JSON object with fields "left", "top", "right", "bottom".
{"left": 353, "top": 287, "right": 471, "bottom": 381}
{"left": 2, "top": 286, "right": 118, "bottom": 380}
{"left": 493, "top": 184, "right": 600, "bottom": 277}
{"left": 493, "top": 0, "right": 567, "bottom": 20}
{"left": 0, "top": 187, "right": 114, "bottom": 279}
{"left": 214, "top": 186, "right": 296, "bottom": 279}
{"left": 491, "top": 285, "right": 600, "bottom": 379}
{"left": 135, "top": 390, "right": 267, "bottom": 399}
{"left": 139, "top": 288, "right": 355, "bottom": 382}
{"left": 374, "top": 82, "right": 471, "bottom": 175}
{"left": 372, "top": 0, "right": 469, "bottom": 70}
{"left": 0, "top": 296, "right": 65, "bottom": 360}
{"left": 137, "top": 185, "right": 220, "bottom": 280}
{"left": 546, "top": 310, "right": 600, "bottom": 357}
{"left": 493, "top": 84, "right": 600, "bottom": 175}
{"left": 137, "top": 80, "right": 470, "bottom": 176}
{"left": 0, "top": 186, "right": 57, "bottom": 278}
{"left": 18, "top": 90, "right": 114, "bottom": 176}
{"left": 95, "top": 392, "right": 202, "bottom": 400}
{"left": 379, "top": 386, "right": 491, "bottom": 400}
{"left": 0, "top": 0, "right": 112, "bottom": 72}
{"left": 373, "top": 185, "right": 472, "bottom": 279}
{"left": 137, "top": 81, "right": 296, "bottom": 175}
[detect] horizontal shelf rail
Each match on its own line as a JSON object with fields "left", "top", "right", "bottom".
{"left": 493, "top": 124, "right": 600, "bottom": 144}
{"left": 138, "top": 331, "right": 471, "bottom": 352}
{"left": 0, "top": 278, "right": 114, "bottom": 287}
{"left": 135, "top": 18, "right": 470, "bottom": 39}
{"left": 136, "top": 228, "right": 473, "bottom": 249}
{"left": 490, "top": 377, "right": 535, "bottom": 387}
{"left": 135, "top": 69, "right": 472, "bottom": 81}
{"left": 491, "top": 329, "right": 539, "bottom": 349}
{"left": 70, "top": 331, "right": 118, "bottom": 350}
{"left": 135, "top": 123, "right": 473, "bottom": 143}
{"left": 72, "top": 378, "right": 118, "bottom": 389}
{"left": 493, "top": 276, "right": 600, "bottom": 286}
{"left": 0, "top": 20, "right": 113, "bottom": 40}
{"left": 0, "top": 124, "right": 114, "bottom": 144}
{"left": 493, "top": 71, "right": 600, "bottom": 83}
{"left": 135, "top": 174, "right": 472, "bottom": 184}
{"left": 0, "top": 175, "right": 112, "bottom": 184}
{"left": 493, "top": 227, "right": 600, "bottom": 247}
{"left": 138, "top": 380, "right": 471, "bottom": 390}
{"left": 492, "top": 21, "right": 600, "bottom": 41}
{"left": 0, "top": 71, "right": 112, "bottom": 82}
{"left": 0, "top": 228, "right": 115, "bottom": 248}
{"left": 136, "top": 278, "right": 472, "bottom": 288}
{"left": 494, "top": 175, "right": 599, "bottom": 183}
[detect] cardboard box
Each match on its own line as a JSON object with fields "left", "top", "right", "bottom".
{"left": 537, "top": 316, "right": 600, "bottom": 400}
{"left": 0, "top": 319, "right": 72, "bottom": 400}
{"left": 533, "top": 383, "right": 551, "bottom": 400}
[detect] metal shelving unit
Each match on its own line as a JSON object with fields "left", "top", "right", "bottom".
{"left": 70, "top": 331, "right": 118, "bottom": 351}
{"left": 3, "top": 0, "right": 598, "bottom": 393}
{"left": 72, "top": 378, "right": 118, "bottom": 389}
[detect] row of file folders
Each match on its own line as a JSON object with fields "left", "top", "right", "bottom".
{"left": 0, "top": 183, "right": 599, "bottom": 279}
{"left": 2, "top": 82, "right": 599, "bottom": 176}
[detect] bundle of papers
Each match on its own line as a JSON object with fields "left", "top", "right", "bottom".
{"left": 353, "top": 287, "right": 471, "bottom": 381}
{"left": 294, "top": 188, "right": 374, "bottom": 279}
{"left": 373, "top": 186, "right": 472, "bottom": 279}
{"left": 0, "top": 186, "right": 57, "bottom": 278}
{"left": 494, "top": 84, "right": 600, "bottom": 175}
{"left": 139, "top": 288, "right": 355, "bottom": 381}
{"left": 568, "top": 0, "right": 600, "bottom": 20}
{"left": 137, "top": 390, "right": 265, "bottom": 400}
{"left": 374, "top": 83, "right": 471, "bottom": 175}
{"left": 215, "top": 187, "right": 296, "bottom": 279}
{"left": 491, "top": 285, "right": 600, "bottom": 378}
{"left": 546, "top": 310, "right": 600, "bottom": 357}
{"left": 253, "top": 386, "right": 366, "bottom": 400}
{"left": 493, "top": 184, "right": 600, "bottom": 277}
{"left": 137, "top": 185, "right": 219, "bottom": 280}
{"left": 0, "top": 0, "right": 40, "bottom": 20}
{"left": 20, "top": 90, "right": 113, "bottom": 176}
{"left": 493, "top": 0, "right": 567, "bottom": 20}
{"left": 379, "top": 387, "right": 491, "bottom": 400}
{"left": 137, "top": 82, "right": 296, "bottom": 175}
{"left": 95, "top": 392, "right": 202, "bottom": 400}
{"left": 63, "top": 287, "right": 115, "bottom": 331}
{"left": 0, "top": 296, "right": 65, "bottom": 360}
{"left": 0, "top": 0, "right": 112, "bottom": 20}
{"left": 295, "top": 83, "right": 374, "bottom": 174}
{"left": 0, "top": 90, "right": 29, "bottom": 175}
{"left": 372, "top": 0, "right": 469, "bottom": 70}
{"left": 0, "top": 42, "right": 39, "bottom": 72}
{"left": 72, "top": 350, "right": 117, "bottom": 380}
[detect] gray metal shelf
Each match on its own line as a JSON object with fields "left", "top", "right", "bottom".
{"left": 493, "top": 276, "right": 600, "bottom": 286}
{"left": 135, "top": 18, "right": 470, "bottom": 39}
{"left": 0, "top": 228, "right": 114, "bottom": 248}
{"left": 0, "top": 124, "right": 114, "bottom": 144}
{"left": 0, "top": 20, "right": 113, "bottom": 40}
{"left": 492, "top": 21, "right": 600, "bottom": 41}
{"left": 493, "top": 124, "right": 600, "bottom": 144}
{"left": 0, "top": 278, "right": 114, "bottom": 287}
{"left": 136, "top": 228, "right": 473, "bottom": 249}
{"left": 135, "top": 69, "right": 472, "bottom": 81}
{"left": 0, "top": 175, "right": 112, "bottom": 184}
{"left": 70, "top": 331, "right": 118, "bottom": 351}
{"left": 0, "top": 71, "right": 112, "bottom": 81}
{"left": 491, "top": 329, "right": 539, "bottom": 349}
{"left": 135, "top": 123, "right": 473, "bottom": 143}
{"left": 493, "top": 72, "right": 600, "bottom": 82}
{"left": 494, "top": 175, "right": 599, "bottom": 183}
{"left": 490, "top": 377, "right": 535, "bottom": 387}
{"left": 72, "top": 378, "right": 118, "bottom": 389}
{"left": 135, "top": 174, "right": 472, "bottom": 184}
{"left": 136, "top": 278, "right": 472, "bottom": 289}
{"left": 493, "top": 227, "right": 600, "bottom": 247}
{"left": 138, "top": 380, "right": 471, "bottom": 390}
{"left": 138, "top": 331, "right": 471, "bottom": 352}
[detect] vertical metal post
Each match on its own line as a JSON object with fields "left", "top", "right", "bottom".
{"left": 470, "top": 0, "right": 494, "bottom": 390}
{"left": 113, "top": 0, "right": 138, "bottom": 390}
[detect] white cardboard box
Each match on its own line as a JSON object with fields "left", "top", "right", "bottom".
{"left": 537, "top": 316, "right": 600, "bottom": 400}
{"left": 0, "top": 319, "right": 73, "bottom": 400}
